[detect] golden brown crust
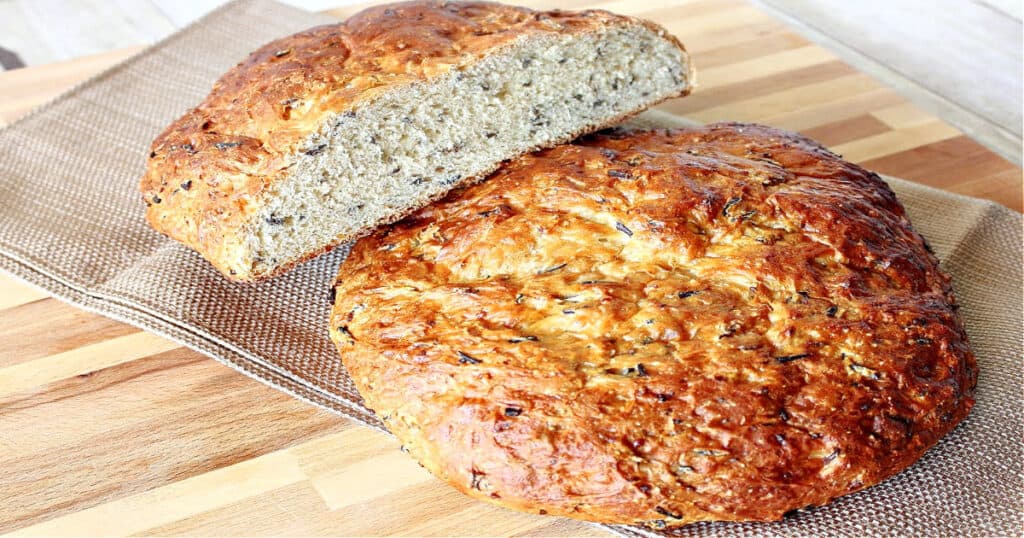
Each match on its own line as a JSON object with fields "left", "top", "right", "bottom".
{"left": 139, "top": 1, "right": 691, "bottom": 280}
{"left": 330, "top": 123, "right": 976, "bottom": 527}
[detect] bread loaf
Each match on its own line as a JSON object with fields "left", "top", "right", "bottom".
{"left": 140, "top": 1, "right": 693, "bottom": 280}
{"left": 330, "top": 123, "right": 976, "bottom": 527}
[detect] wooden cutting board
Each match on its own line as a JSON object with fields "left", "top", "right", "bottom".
{"left": 0, "top": 1, "right": 1019, "bottom": 536}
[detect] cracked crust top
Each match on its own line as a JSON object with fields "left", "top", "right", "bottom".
{"left": 330, "top": 123, "right": 976, "bottom": 527}
{"left": 139, "top": 1, "right": 689, "bottom": 278}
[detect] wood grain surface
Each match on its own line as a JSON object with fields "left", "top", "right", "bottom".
{"left": 756, "top": 0, "right": 1023, "bottom": 165}
{"left": 0, "top": 1, "right": 1020, "bottom": 536}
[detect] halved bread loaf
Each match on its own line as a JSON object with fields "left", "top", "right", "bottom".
{"left": 140, "top": 1, "right": 693, "bottom": 280}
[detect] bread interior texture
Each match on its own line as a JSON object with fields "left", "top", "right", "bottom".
{"left": 249, "top": 25, "right": 690, "bottom": 277}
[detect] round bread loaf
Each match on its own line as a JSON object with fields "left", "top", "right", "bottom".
{"left": 329, "top": 123, "right": 976, "bottom": 527}
{"left": 140, "top": 1, "right": 692, "bottom": 281}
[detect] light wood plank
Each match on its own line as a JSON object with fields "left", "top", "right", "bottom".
{"left": 0, "top": 295, "right": 139, "bottom": 368}
{"left": 695, "top": 26, "right": 808, "bottom": 68}
{"left": 311, "top": 451, "right": 434, "bottom": 510}
{"left": 861, "top": 136, "right": 1022, "bottom": 210}
{"left": 686, "top": 73, "right": 881, "bottom": 122}
{"left": 663, "top": 61, "right": 858, "bottom": 116}
{"left": 800, "top": 114, "right": 891, "bottom": 148}
{"left": 143, "top": 427, "right": 601, "bottom": 537}
{"left": 698, "top": 45, "right": 835, "bottom": 89}
{"left": 141, "top": 482, "right": 338, "bottom": 537}
{"left": 871, "top": 102, "right": 942, "bottom": 129}
{"left": 758, "top": 87, "right": 905, "bottom": 131}
{"left": 394, "top": 502, "right": 570, "bottom": 537}
{"left": 755, "top": 0, "right": 1022, "bottom": 164}
{"left": 0, "top": 275, "right": 48, "bottom": 311}
{"left": 0, "top": 331, "right": 179, "bottom": 398}
{"left": 831, "top": 120, "right": 962, "bottom": 163}
{"left": 11, "top": 449, "right": 307, "bottom": 537}
{"left": 0, "top": 349, "right": 349, "bottom": 532}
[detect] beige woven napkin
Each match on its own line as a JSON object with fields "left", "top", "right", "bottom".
{"left": 0, "top": 1, "right": 1019, "bottom": 535}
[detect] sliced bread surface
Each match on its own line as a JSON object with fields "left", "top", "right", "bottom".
{"left": 140, "top": 1, "right": 693, "bottom": 280}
